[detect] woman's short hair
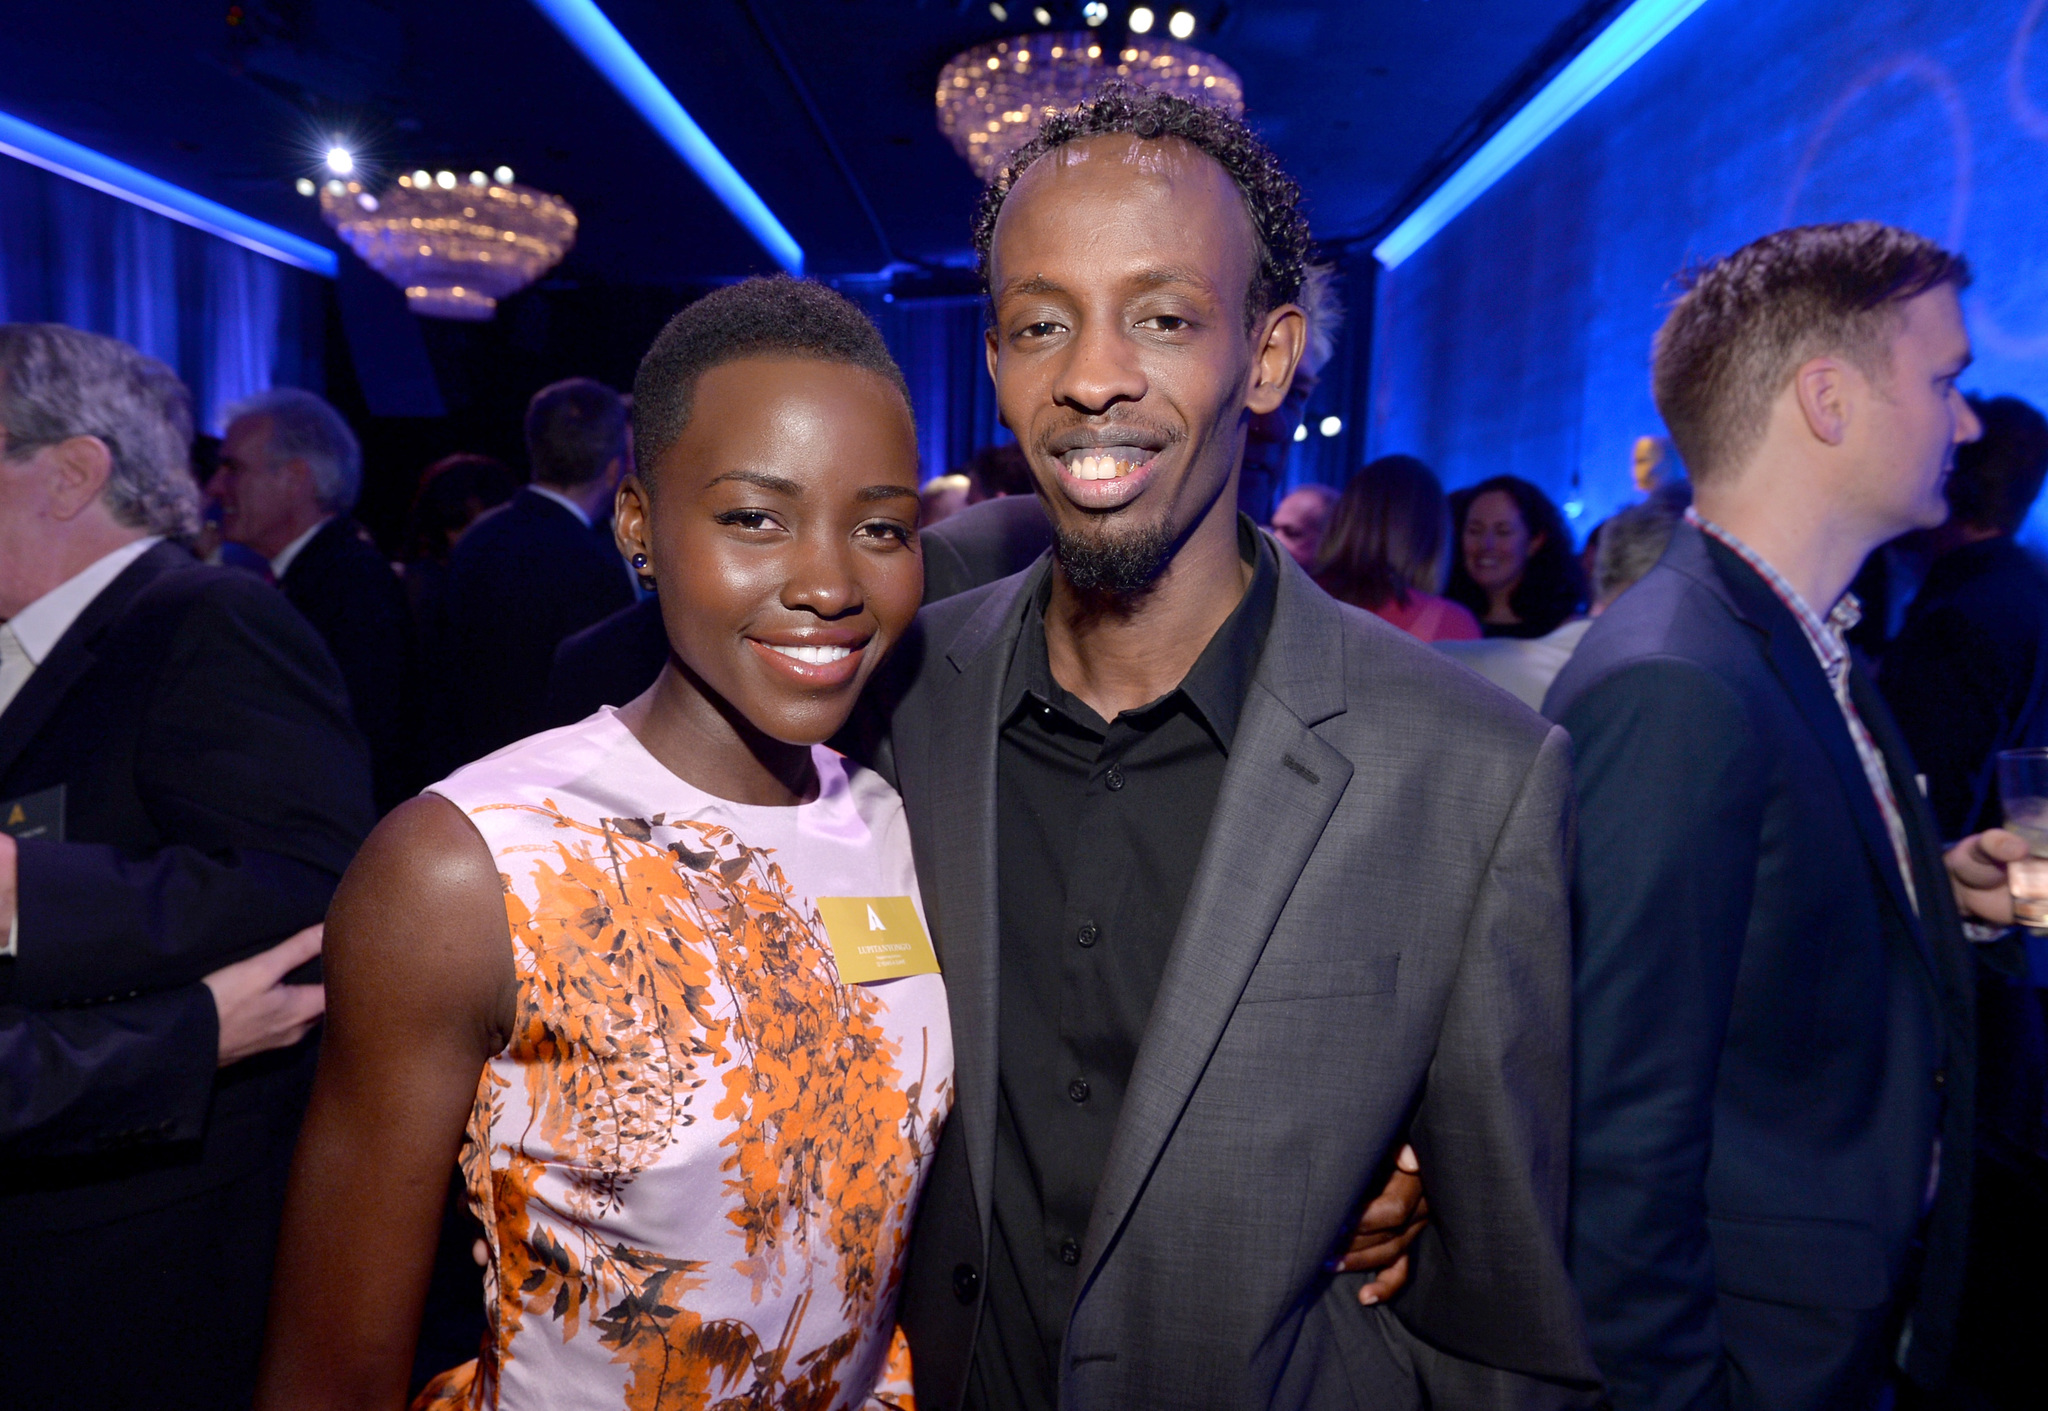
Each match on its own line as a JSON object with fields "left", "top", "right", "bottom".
{"left": 224, "top": 386, "right": 363, "bottom": 514}
{"left": 631, "top": 276, "right": 909, "bottom": 493}
{"left": 0, "top": 323, "right": 198, "bottom": 538}
{"left": 1652, "top": 222, "right": 1969, "bottom": 485}
{"left": 1445, "top": 475, "right": 1587, "bottom": 635}
{"left": 1312, "top": 455, "right": 1451, "bottom": 611}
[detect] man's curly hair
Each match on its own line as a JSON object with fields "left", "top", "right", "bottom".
{"left": 972, "top": 82, "right": 1312, "bottom": 327}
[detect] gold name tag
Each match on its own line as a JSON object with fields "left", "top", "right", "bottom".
{"left": 817, "top": 896, "right": 940, "bottom": 984}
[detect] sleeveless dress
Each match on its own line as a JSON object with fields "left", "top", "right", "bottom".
{"left": 415, "top": 708, "right": 952, "bottom": 1411}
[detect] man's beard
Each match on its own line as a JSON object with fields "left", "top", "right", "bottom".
{"left": 1053, "top": 517, "right": 1178, "bottom": 593}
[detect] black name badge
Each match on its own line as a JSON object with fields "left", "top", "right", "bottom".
{"left": 2, "top": 783, "right": 65, "bottom": 842}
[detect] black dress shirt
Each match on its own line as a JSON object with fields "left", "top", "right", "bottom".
{"left": 966, "top": 520, "right": 1278, "bottom": 1411}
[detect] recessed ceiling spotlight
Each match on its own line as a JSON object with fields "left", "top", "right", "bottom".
{"left": 412, "top": 169, "right": 432, "bottom": 187}
{"left": 1083, "top": 1, "right": 1108, "bottom": 23}
{"left": 989, "top": 1, "right": 1006, "bottom": 17}
{"left": 1168, "top": 9, "right": 1196, "bottom": 39}
{"left": 1319, "top": 415, "right": 1342, "bottom": 438}
{"left": 494, "top": 165, "right": 515, "bottom": 184}
{"left": 1129, "top": 6, "right": 1154, "bottom": 33}
{"left": 1033, "top": 6, "right": 1051, "bottom": 23}
{"left": 324, "top": 146, "right": 354, "bottom": 175}
{"left": 295, "top": 177, "right": 317, "bottom": 197}
{"left": 1292, "top": 423, "right": 1308, "bottom": 443}
{"left": 435, "top": 170, "right": 457, "bottom": 189}
{"left": 325, "top": 179, "right": 347, "bottom": 196}
{"left": 469, "top": 171, "right": 488, "bottom": 186}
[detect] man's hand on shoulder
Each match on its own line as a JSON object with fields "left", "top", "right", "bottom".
{"left": 203, "top": 925, "right": 326, "bottom": 1067}
{"left": 1947, "top": 827, "right": 2026, "bottom": 926}
{"left": 1330, "top": 1143, "right": 1429, "bottom": 1305}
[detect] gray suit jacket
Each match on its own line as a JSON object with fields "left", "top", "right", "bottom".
{"left": 863, "top": 542, "right": 1599, "bottom": 1409}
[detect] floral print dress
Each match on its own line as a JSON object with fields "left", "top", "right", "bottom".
{"left": 415, "top": 708, "right": 952, "bottom": 1411}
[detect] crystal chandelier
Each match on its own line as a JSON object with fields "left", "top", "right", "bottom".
{"left": 318, "top": 170, "right": 577, "bottom": 320}
{"left": 936, "top": 31, "right": 1244, "bottom": 181}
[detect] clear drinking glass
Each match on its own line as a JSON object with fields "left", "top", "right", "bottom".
{"left": 1996, "top": 747, "right": 2048, "bottom": 930}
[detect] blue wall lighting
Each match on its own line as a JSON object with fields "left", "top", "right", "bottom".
{"left": 529, "top": 0, "right": 805, "bottom": 274}
{"left": 0, "top": 109, "right": 337, "bottom": 277}
{"left": 1375, "top": 0, "right": 1714, "bottom": 269}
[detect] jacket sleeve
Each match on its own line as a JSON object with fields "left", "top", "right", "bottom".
{"left": 1396, "top": 723, "right": 1602, "bottom": 1394}
{"left": 9, "top": 582, "right": 372, "bottom": 1008}
{"left": 0, "top": 985, "right": 219, "bottom": 1155}
{"left": 1555, "top": 658, "right": 1765, "bottom": 1411}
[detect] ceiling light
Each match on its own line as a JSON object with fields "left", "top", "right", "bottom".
{"left": 325, "top": 178, "right": 346, "bottom": 196}
{"left": 0, "top": 107, "right": 334, "bottom": 275}
{"left": 936, "top": 31, "right": 1243, "bottom": 179}
{"left": 1129, "top": 6, "right": 1154, "bottom": 33}
{"left": 1168, "top": 9, "right": 1196, "bottom": 39}
{"left": 1292, "top": 423, "right": 1308, "bottom": 443}
{"left": 1033, "top": 6, "right": 1051, "bottom": 23}
{"left": 989, "top": 1, "right": 1007, "bottom": 16}
{"left": 469, "top": 170, "right": 487, "bottom": 186}
{"left": 494, "top": 165, "right": 515, "bottom": 184}
{"left": 412, "top": 169, "right": 432, "bottom": 187}
{"left": 1319, "top": 415, "right": 1342, "bottom": 438}
{"left": 295, "top": 177, "right": 317, "bottom": 197}
{"left": 324, "top": 145, "right": 354, "bottom": 175}
{"left": 1375, "top": 0, "right": 1713, "bottom": 268}
{"left": 435, "top": 170, "right": 457, "bottom": 189}
{"left": 528, "top": 0, "right": 802, "bottom": 274}
{"left": 1083, "top": 2, "right": 1108, "bottom": 24}
{"left": 319, "top": 170, "right": 575, "bottom": 320}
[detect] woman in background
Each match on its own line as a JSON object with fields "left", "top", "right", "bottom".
{"left": 1446, "top": 474, "right": 1586, "bottom": 639}
{"left": 1313, "top": 454, "right": 1481, "bottom": 642}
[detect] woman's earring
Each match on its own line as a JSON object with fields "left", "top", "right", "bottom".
{"left": 630, "top": 553, "right": 648, "bottom": 570}
{"left": 630, "top": 552, "right": 655, "bottom": 590}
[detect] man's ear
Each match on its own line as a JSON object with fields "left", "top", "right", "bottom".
{"left": 46, "top": 435, "right": 115, "bottom": 521}
{"left": 1792, "top": 356, "right": 1853, "bottom": 447}
{"left": 984, "top": 326, "right": 1000, "bottom": 386}
{"left": 1245, "top": 304, "right": 1308, "bottom": 417}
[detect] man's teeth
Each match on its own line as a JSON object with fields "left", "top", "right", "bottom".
{"left": 767, "top": 644, "right": 853, "bottom": 664}
{"left": 1068, "top": 453, "right": 1140, "bottom": 481}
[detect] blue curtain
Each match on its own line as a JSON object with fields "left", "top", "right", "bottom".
{"left": 852, "top": 293, "right": 1009, "bottom": 483}
{"left": 0, "top": 152, "right": 323, "bottom": 433}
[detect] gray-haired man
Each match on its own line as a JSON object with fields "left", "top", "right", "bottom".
{"left": 215, "top": 387, "right": 417, "bottom": 808}
{"left": 0, "top": 324, "right": 374, "bottom": 1408}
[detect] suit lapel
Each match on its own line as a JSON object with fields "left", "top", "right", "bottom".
{"left": 0, "top": 544, "right": 176, "bottom": 783}
{"left": 1077, "top": 557, "right": 1352, "bottom": 1287}
{"left": 918, "top": 568, "right": 1042, "bottom": 1240}
{"left": 1697, "top": 533, "right": 1925, "bottom": 941}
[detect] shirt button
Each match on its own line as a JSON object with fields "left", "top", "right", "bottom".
{"left": 1104, "top": 764, "right": 1124, "bottom": 791}
{"left": 1076, "top": 922, "right": 1099, "bottom": 948}
{"left": 1059, "top": 1239, "right": 1081, "bottom": 1266}
{"left": 952, "top": 1262, "right": 980, "bottom": 1303}
{"left": 1068, "top": 1078, "right": 1091, "bottom": 1103}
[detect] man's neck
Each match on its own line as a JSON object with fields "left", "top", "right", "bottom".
{"left": 5, "top": 521, "right": 150, "bottom": 619}
{"left": 1693, "top": 472, "right": 1884, "bottom": 615}
{"left": 534, "top": 477, "right": 611, "bottom": 523}
{"left": 1043, "top": 498, "right": 1251, "bottom": 722}
{"left": 251, "top": 504, "right": 329, "bottom": 563}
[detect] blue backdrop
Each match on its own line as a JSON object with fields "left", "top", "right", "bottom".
{"left": 0, "top": 152, "right": 323, "bottom": 436}
{"left": 1369, "top": 0, "right": 2048, "bottom": 548}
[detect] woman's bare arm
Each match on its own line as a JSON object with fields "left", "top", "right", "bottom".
{"left": 256, "top": 795, "right": 516, "bottom": 1410}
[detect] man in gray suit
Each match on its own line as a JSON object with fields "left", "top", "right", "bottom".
{"left": 860, "top": 86, "right": 1598, "bottom": 1409}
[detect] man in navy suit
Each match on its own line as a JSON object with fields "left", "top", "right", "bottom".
{"left": 214, "top": 387, "right": 417, "bottom": 810}
{"left": 0, "top": 324, "right": 374, "bottom": 1407}
{"left": 432, "top": 376, "right": 634, "bottom": 771}
{"left": 1547, "top": 224, "right": 2023, "bottom": 1409}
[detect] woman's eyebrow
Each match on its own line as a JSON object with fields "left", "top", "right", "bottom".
{"left": 857, "top": 485, "right": 920, "bottom": 504}
{"left": 706, "top": 469, "right": 803, "bottom": 495}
